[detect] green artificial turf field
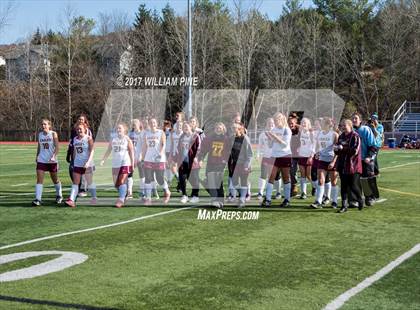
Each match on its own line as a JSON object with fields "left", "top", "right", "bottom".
{"left": 0, "top": 144, "right": 419, "bottom": 310}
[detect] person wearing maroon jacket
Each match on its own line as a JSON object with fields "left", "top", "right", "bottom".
{"left": 176, "top": 122, "right": 201, "bottom": 204}
{"left": 334, "top": 119, "right": 364, "bottom": 213}
{"left": 198, "top": 122, "right": 231, "bottom": 208}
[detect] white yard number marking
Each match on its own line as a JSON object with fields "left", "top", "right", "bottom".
{"left": 0, "top": 251, "right": 88, "bottom": 282}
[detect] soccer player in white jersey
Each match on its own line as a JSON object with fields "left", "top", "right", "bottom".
{"left": 310, "top": 117, "right": 339, "bottom": 209}
{"left": 261, "top": 112, "right": 292, "bottom": 208}
{"left": 32, "top": 119, "right": 63, "bottom": 206}
{"left": 310, "top": 118, "right": 322, "bottom": 196}
{"left": 256, "top": 117, "right": 281, "bottom": 200}
{"left": 65, "top": 123, "right": 96, "bottom": 207}
{"left": 176, "top": 122, "right": 201, "bottom": 203}
{"left": 169, "top": 121, "right": 183, "bottom": 187}
{"left": 163, "top": 120, "right": 173, "bottom": 184}
{"left": 100, "top": 123, "right": 134, "bottom": 208}
{"left": 127, "top": 119, "right": 144, "bottom": 199}
{"left": 297, "top": 118, "right": 315, "bottom": 199}
{"left": 141, "top": 118, "right": 171, "bottom": 204}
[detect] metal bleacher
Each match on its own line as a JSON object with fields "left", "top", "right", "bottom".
{"left": 393, "top": 101, "right": 420, "bottom": 136}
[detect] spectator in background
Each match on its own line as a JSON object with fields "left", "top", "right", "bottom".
{"left": 399, "top": 134, "right": 412, "bottom": 148}
{"left": 352, "top": 112, "right": 378, "bottom": 206}
{"left": 367, "top": 112, "right": 384, "bottom": 177}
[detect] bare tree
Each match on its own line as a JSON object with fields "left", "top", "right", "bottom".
{"left": 230, "top": 0, "right": 269, "bottom": 89}
{"left": 0, "top": 0, "right": 15, "bottom": 34}
{"left": 59, "top": 4, "right": 95, "bottom": 135}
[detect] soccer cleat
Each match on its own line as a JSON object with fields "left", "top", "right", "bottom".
{"left": 275, "top": 192, "right": 282, "bottom": 200}
{"left": 115, "top": 199, "right": 124, "bottom": 208}
{"left": 322, "top": 197, "right": 330, "bottom": 206}
{"left": 299, "top": 193, "right": 307, "bottom": 200}
{"left": 257, "top": 193, "right": 263, "bottom": 201}
{"left": 126, "top": 194, "right": 133, "bottom": 200}
{"left": 32, "top": 199, "right": 41, "bottom": 206}
{"left": 64, "top": 198, "right": 75, "bottom": 208}
{"left": 261, "top": 198, "right": 271, "bottom": 207}
{"left": 331, "top": 202, "right": 338, "bottom": 209}
{"left": 338, "top": 206, "right": 348, "bottom": 213}
{"left": 227, "top": 194, "right": 235, "bottom": 202}
{"left": 311, "top": 187, "right": 316, "bottom": 196}
{"left": 55, "top": 196, "right": 63, "bottom": 204}
{"left": 310, "top": 201, "right": 323, "bottom": 209}
{"left": 365, "top": 197, "right": 374, "bottom": 207}
{"left": 211, "top": 200, "right": 220, "bottom": 208}
{"left": 211, "top": 200, "right": 223, "bottom": 209}
{"left": 163, "top": 191, "right": 171, "bottom": 203}
{"left": 144, "top": 198, "right": 152, "bottom": 206}
{"left": 180, "top": 195, "right": 189, "bottom": 204}
{"left": 358, "top": 202, "right": 364, "bottom": 211}
{"left": 280, "top": 199, "right": 290, "bottom": 208}
{"left": 245, "top": 193, "right": 251, "bottom": 201}
{"left": 90, "top": 198, "right": 97, "bottom": 205}
{"left": 190, "top": 196, "right": 200, "bottom": 204}
{"left": 349, "top": 201, "right": 359, "bottom": 208}
{"left": 238, "top": 200, "right": 246, "bottom": 208}
{"left": 78, "top": 191, "right": 87, "bottom": 198}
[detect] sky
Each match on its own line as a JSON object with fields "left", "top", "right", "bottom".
{"left": 0, "top": 0, "right": 314, "bottom": 45}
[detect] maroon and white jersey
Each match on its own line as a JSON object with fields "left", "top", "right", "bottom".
{"left": 317, "top": 130, "right": 335, "bottom": 162}
{"left": 111, "top": 135, "right": 131, "bottom": 168}
{"left": 298, "top": 130, "right": 315, "bottom": 158}
{"left": 258, "top": 131, "right": 273, "bottom": 158}
{"left": 37, "top": 131, "right": 57, "bottom": 164}
{"left": 73, "top": 135, "right": 93, "bottom": 168}
{"left": 179, "top": 133, "right": 193, "bottom": 160}
{"left": 129, "top": 130, "right": 143, "bottom": 160}
{"left": 144, "top": 129, "right": 166, "bottom": 163}
{"left": 171, "top": 131, "right": 182, "bottom": 156}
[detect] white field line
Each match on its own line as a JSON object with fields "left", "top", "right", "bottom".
{"left": 0, "top": 173, "right": 34, "bottom": 178}
{"left": 380, "top": 161, "right": 420, "bottom": 170}
{"left": 0, "top": 207, "right": 194, "bottom": 251}
{"left": 11, "top": 183, "right": 28, "bottom": 187}
{"left": 323, "top": 243, "right": 420, "bottom": 310}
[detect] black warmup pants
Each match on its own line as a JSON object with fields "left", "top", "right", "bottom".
{"left": 339, "top": 173, "right": 364, "bottom": 208}
{"left": 178, "top": 162, "right": 199, "bottom": 197}
{"left": 290, "top": 158, "right": 299, "bottom": 185}
{"left": 362, "top": 161, "right": 380, "bottom": 199}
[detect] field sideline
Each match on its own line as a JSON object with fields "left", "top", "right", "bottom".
{"left": 0, "top": 145, "right": 419, "bottom": 309}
